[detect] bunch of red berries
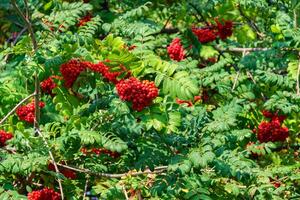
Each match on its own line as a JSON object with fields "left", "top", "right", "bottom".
{"left": 60, "top": 59, "right": 87, "bottom": 88}
{"left": 192, "top": 19, "right": 233, "bottom": 43}
{"left": 254, "top": 110, "right": 289, "bottom": 143}
{"left": 0, "top": 130, "right": 13, "bottom": 147}
{"left": 48, "top": 163, "right": 76, "bottom": 179}
{"left": 81, "top": 147, "right": 120, "bottom": 158}
{"left": 167, "top": 38, "right": 185, "bottom": 61}
{"left": 16, "top": 101, "right": 45, "bottom": 123}
{"left": 40, "top": 76, "right": 61, "bottom": 96}
{"left": 87, "top": 62, "right": 127, "bottom": 84}
{"left": 192, "top": 28, "right": 216, "bottom": 43}
{"left": 27, "top": 188, "right": 61, "bottom": 200}
{"left": 116, "top": 77, "right": 159, "bottom": 111}
{"left": 77, "top": 14, "right": 92, "bottom": 27}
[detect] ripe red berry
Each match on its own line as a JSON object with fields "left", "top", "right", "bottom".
{"left": 116, "top": 77, "right": 159, "bottom": 111}
{"left": 60, "top": 59, "right": 87, "bottom": 88}
{"left": 167, "top": 38, "right": 185, "bottom": 61}
{"left": 27, "top": 188, "right": 61, "bottom": 200}
{"left": 16, "top": 101, "right": 45, "bottom": 123}
{"left": 215, "top": 19, "right": 233, "bottom": 40}
{"left": 192, "top": 28, "right": 217, "bottom": 43}
{"left": 0, "top": 130, "right": 13, "bottom": 147}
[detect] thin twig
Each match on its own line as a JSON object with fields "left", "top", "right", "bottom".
{"left": 36, "top": 129, "right": 64, "bottom": 200}
{"left": 296, "top": 52, "right": 300, "bottom": 96}
{"left": 0, "top": 93, "right": 35, "bottom": 125}
{"left": 11, "top": 0, "right": 40, "bottom": 131}
{"left": 55, "top": 163, "right": 168, "bottom": 178}
{"left": 294, "top": 9, "right": 298, "bottom": 29}
{"left": 189, "top": 3, "right": 209, "bottom": 26}
{"left": 4, "top": 27, "right": 28, "bottom": 62}
{"left": 231, "top": 71, "right": 240, "bottom": 91}
{"left": 83, "top": 178, "right": 89, "bottom": 200}
{"left": 122, "top": 185, "right": 129, "bottom": 200}
{"left": 237, "top": 4, "right": 264, "bottom": 38}
{"left": 214, "top": 46, "right": 298, "bottom": 53}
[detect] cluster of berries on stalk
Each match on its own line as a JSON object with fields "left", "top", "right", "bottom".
{"left": 192, "top": 19, "right": 233, "bottom": 43}
{"left": 77, "top": 14, "right": 92, "bottom": 27}
{"left": 48, "top": 162, "right": 76, "bottom": 179}
{"left": 60, "top": 59, "right": 87, "bottom": 88}
{"left": 86, "top": 61, "right": 130, "bottom": 84}
{"left": 27, "top": 188, "right": 61, "bottom": 200}
{"left": 116, "top": 77, "right": 159, "bottom": 111}
{"left": 0, "top": 130, "right": 13, "bottom": 147}
{"left": 58, "top": 59, "right": 158, "bottom": 111}
{"left": 40, "top": 76, "right": 62, "bottom": 96}
{"left": 16, "top": 101, "right": 45, "bottom": 123}
{"left": 167, "top": 38, "right": 185, "bottom": 61}
{"left": 81, "top": 147, "right": 120, "bottom": 158}
{"left": 253, "top": 110, "right": 289, "bottom": 143}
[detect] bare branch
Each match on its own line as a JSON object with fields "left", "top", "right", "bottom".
{"left": 55, "top": 163, "right": 168, "bottom": 178}
{"left": 296, "top": 52, "right": 300, "bottom": 96}
{"left": 83, "top": 178, "right": 89, "bottom": 200}
{"left": 214, "top": 46, "right": 298, "bottom": 53}
{"left": 237, "top": 4, "right": 265, "bottom": 38}
{"left": 0, "top": 93, "right": 35, "bottom": 125}
{"left": 11, "top": 0, "right": 40, "bottom": 131}
{"left": 36, "top": 129, "right": 64, "bottom": 200}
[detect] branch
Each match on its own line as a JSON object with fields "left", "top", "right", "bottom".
{"left": 36, "top": 129, "right": 64, "bottom": 200}
{"left": 0, "top": 93, "right": 35, "bottom": 125}
{"left": 189, "top": 3, "right": 209, "bottom": 26}
{"left": 237, "top": 4, "right": 265, "bottom": 38}
{"left": 55, "top": 163, "right": 168, "bottom": 178}
{"left": 11, "top": 0, "right": 40, "bottom": 131}
{"left": 296, "top": 52, "right": 300, "bottom": 96}
{"left": 214, "top": 46, "right": 298, "bottom": 53}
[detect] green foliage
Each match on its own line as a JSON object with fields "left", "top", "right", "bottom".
{"left": 0, "top": 0, "right": 299, "bottom": 199}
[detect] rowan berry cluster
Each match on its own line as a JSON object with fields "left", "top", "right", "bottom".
{"left": 60, "top": 59, "right": 87, "bottom": 88}
{"left": 167, "top": 38, "right": 185, "bottom": 61}
{"left": 77, "top": 14, "right": 92, "bottom": 27}
{"left": 27, "top": 188, "right": 61, "bottom": 200}
{"left": 254, "top": 110, "right": 289, "bottom": 143}
{"left": 192, "top": 28, "right": 216, "bottom": 43}
{"left": 40, "top": 76, "right": 60, "bottom": 96}
{"left": 0, "top": 130, "right": 13, "bottom": 147}
{"left": 116, "top": 77, "right": 159, "bottom": 111}
{"left": 87, "top": 62, "right": 126, "bottom": 84}
{"left": 48, "top": 163, "right": 77, "bottom": 179}
{"left": 192, "top": 19, "right": 233, "bottom": 43}
{"left": 16, "top": 101, "right": 45, "bottom": 123}
{"left": 81, "top": 147, "right": 120, "bottom": 158}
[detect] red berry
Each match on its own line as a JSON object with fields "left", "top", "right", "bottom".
{"left": 27, "top": 188, "right": 61, "bottom": 200}
{"left": 167, "top": 38, "right": 185, "bottom": 61}
{"left": 0, "top": 130, "right": 13, "bottom": 147}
